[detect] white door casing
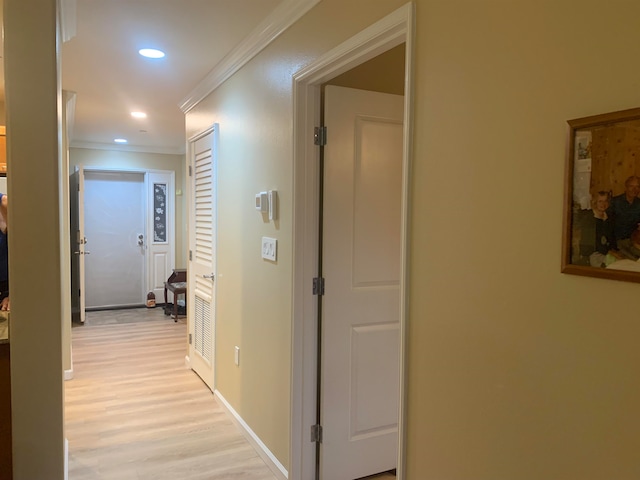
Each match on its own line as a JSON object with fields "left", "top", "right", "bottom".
{"left": 320, "top": 86, "right": 404, "bottom": 480}
{"left": 74, "top": 167, "right": 176, "bottom": 312}
{"left": 291, "top": 7, "right": 413, "bottom": 479}
{"left": 188, "top": 126, "right": 217, "bottom": 390}
{"left": 147, "top": 171, "right": 175, "bottom": 303}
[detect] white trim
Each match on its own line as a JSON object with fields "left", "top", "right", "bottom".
{"left": 82, "top": 165, "right": 174, "bottom": 175}
{"left": 64, "top": 438, "right": 69, "bottom": 480}
{"left": 70, "top": 141, "right": 185, "bottom": 156}
{"left": 64, "top": 368, "right": 74, "bottom": 380}
{"left": 215, "top": 389, "right": 288, "bottom": 480}
{"left": 184, "top": 355, "right": 191, "bottom": 368}
{"left": 179, "top": 0, "right": 321, "bottom": 114}
{"left": 290, "top": 4, "right": 414, "bottom": 479}
{"left": 60, "top": 0, "right": 76, "bottom": 43}
{"left": 65, "top": 91, "right": 77, "bottom": 144}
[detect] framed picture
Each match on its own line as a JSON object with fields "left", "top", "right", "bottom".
{"left": 562, "top": 107, "right": 640, "bottom": 283}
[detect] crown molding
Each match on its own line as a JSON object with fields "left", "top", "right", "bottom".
{"left": 179, "top": 0, "right": 321, "bottom": 113}
{"left": 60, "top": 0, "right": 77, "bottom": 43}
{"left": 70, "top": 141, "right": 185, "bottom": 156}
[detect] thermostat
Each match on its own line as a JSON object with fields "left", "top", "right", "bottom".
{"left": 255, "top": 192, "right": 268, "bottom": 212}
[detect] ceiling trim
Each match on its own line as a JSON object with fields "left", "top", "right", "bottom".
{"left": 179, "top": 0, "right": 321, "bottom": 113}
{"left": 60, "top": 0, "right": 77, "bottom": 43}
{"left": 70, "top": 141, "right": 186, "bottom": 156}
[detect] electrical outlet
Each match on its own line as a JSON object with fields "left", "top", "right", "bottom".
{"left": 261, "top": 236, "right": 277, "bottom": 261}
{"left": 234, "top": 346, "right": 240, "bottom": 366}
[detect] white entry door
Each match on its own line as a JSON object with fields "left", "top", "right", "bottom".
{"left": 84, "top": 171, "right": 146, "bottom": 308}
{"left": 321, "top": 86, "right": 404, "bottom": 480}
{"left": 188, "top": 127, "right": 217, "bottom": 390}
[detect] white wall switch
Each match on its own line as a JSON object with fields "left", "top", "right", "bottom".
{"left": 234, "top": 346, "right": 240, "bottom": 366}
{"left": 261, "top": 236, "right": 277, "bottom": 261}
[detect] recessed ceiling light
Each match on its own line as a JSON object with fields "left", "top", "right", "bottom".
{"left": 138, "top": 48, "right": 165, "bottom": 59}
{"left": 131, "top": 111, "right": 147, "bottom": 119}
{"left": 114, "top": 138, "right": 128, "bottom": 144}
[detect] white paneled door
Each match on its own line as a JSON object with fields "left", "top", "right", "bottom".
{"left": 188, "top": 127, "right": 217, "bottom": 391}
{"left": 321, "top": 86, "right": 404, "bottom": 480}
{"left": 84, "top": 171, "right": 146, "bottom": 308}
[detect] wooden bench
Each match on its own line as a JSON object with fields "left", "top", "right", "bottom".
{"left": 164, "top": 269, "right": 187, "bottom": 322}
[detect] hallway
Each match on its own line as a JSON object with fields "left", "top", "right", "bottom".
{"left": 65, "top": 309, "right": 277, "bottom": 480}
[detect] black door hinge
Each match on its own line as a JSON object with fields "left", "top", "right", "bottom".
{"left": 310, "top": 424, "right": 323, "bottom": 443}
{"left": 312, "top": 277, "right": 325, "bottom": 296}
{"left": 314, "top": 126, "right": 327, "bottom": 146}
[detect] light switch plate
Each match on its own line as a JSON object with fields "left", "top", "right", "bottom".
{"left": 261, "top": 236, "right": 277, "bottom": 261}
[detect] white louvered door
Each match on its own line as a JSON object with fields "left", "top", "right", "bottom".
{"left": 188, "top": 126, "right": 217, "bottom": 390}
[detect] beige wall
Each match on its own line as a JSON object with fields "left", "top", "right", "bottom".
{"left": 406, "top": 0, "right": 640, "bottom": 478}
{"left": 10, "top": 0, "right": 640, "bottom": 478}
{"left": 5, "top": 0, "right": 65, "bottom": 477}
{"left": 190, "top": 0, "right": 640, "bottom": 476}
{"left": 186, "top": 0, "right": 407, "bottom": 469}
{"left": 327, "top": 43, "right": 405, "bottom": 95}
{"left": 69, "top": 148, "right": 187, "bottom": 268}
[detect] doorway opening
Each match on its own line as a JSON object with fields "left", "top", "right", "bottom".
{"left": 291, "top": 4, "right": 414, "bottom": 480}
{"left": 70, "top": 166, "right": 175, "bottom": 323}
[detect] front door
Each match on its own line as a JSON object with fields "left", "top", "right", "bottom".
{"left": 84, "top": 171, "right": 145, "bottom": 308}
{"left": 188, "top": 127, "right": 217, "bottom": 390}
{"left": 320, "top": 86, "right": 404, "bottom": 479}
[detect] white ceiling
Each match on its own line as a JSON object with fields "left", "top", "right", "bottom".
{"left": 61, "top": 0, "right": 283, "bottom": 154}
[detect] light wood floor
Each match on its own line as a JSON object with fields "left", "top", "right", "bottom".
{"left": 65, "top": 308, "right": 396, "bottom": 480}
{"left": 65, "top": 308, "right": 277, "bottom": 480}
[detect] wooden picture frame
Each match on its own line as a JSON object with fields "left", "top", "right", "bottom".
{"left": 0, "top": 126, "right": 5, "bottom": 177}
{"left": 562, "top": 107, "right": 640, "bottom": 283}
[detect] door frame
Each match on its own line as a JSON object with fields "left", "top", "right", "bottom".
{"left": 290, "top": 4, "right": 415, "bottom": 479}
{"left": 79, "top": 165, "right": 176, "bottom": 309}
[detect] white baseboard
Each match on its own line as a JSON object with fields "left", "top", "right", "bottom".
{"left": 64, "top": 437, "right": 69, "bottom": 480}
{"left": 184, "top": 355, "right": 191, "bottom": 368}
{"left": 214, "top": 389, "right": 288, "bottom": 480}
{"left": 64, "top": 369, "right": 74, "bottom": 380}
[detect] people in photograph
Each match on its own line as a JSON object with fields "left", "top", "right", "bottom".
{"left": 0, "top": 193, "right": 8, "bottom": 311}
{"left": 574, "top": 191, "right": 623, "bottom": 267}
{"left": 608, "top": 175, "right": 640, "bottom": 246}
{"left": 617, "top": 228, "right": 640, "bottom": 261}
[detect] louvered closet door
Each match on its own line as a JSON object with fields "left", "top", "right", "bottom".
{"left": 188, "top": 126, "right": 217, "bottom": 390}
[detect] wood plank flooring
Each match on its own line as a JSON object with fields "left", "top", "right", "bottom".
{"left": 65, "top": 308, "right": 277, "bottom": 480}
{"left": 66, "top": 308, "right": 397, "bottom": 480}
